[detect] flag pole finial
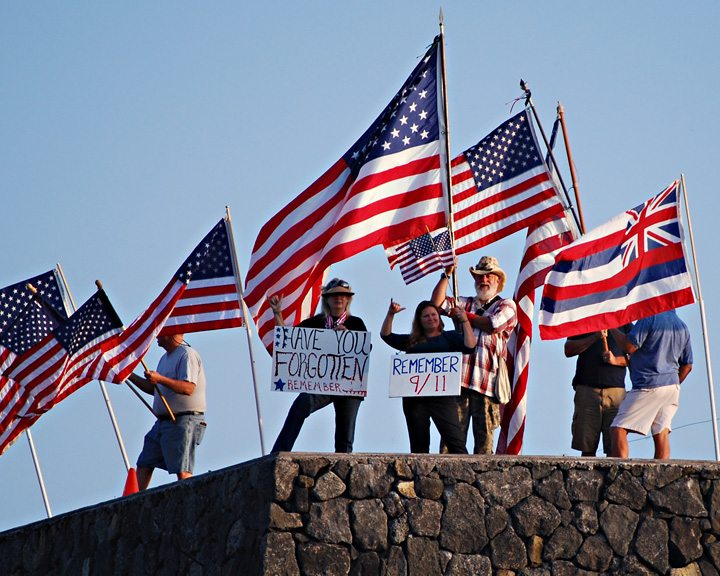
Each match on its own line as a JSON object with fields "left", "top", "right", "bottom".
{"left": 27, "top": 283, "right": 37, "bottom": 295}
{"left": 95, "top": 280, "right": 103, "bottom": 290}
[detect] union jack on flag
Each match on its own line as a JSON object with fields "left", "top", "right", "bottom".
{"left": 539, "top": 181, "right": 695, "bottom": 340}
{"left": 621, "top": 186, "right": 681, "bottom": 267}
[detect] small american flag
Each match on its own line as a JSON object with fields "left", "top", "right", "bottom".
{"left": 386, "top": 228, "right": 454, "bottom": 284}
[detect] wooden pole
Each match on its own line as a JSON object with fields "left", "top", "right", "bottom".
{"left": 680, "top": 175, "right": 720, "bottom": 460}
{"left": 557, "top": 102, "right": 587, "bottom": 234}
{"left": 141, "top": 358, "right": 175, "bottom": 422}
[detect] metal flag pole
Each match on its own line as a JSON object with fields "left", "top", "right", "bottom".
{"left": 26, "top": 431, "right": 52, "bottom": 517}
{"left": 438, "top": 9, "right": 459, "bottom": 300}
{"left": 519, "top": 80, "right": 583, "bottom": 235}
{"left": 679, "top": 175, "right": 720, "bottom": 460}
{"left": 225, "top": 206, "right": 266, "bottom": 455}
{"left": 56, "top": 265, "right": 131, "bottom": 471}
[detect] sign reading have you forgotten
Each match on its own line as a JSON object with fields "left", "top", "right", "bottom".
{"left": 272, "top": 326, "right": 371, "bottom": 397}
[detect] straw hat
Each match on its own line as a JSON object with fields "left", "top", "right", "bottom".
{"left": 321, "top": 278, "right": 355, "bottom": 296}
{"left": 469, "top": 256, "right": 506, "bottom": 292}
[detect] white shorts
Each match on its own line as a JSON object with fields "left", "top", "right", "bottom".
{"left": 611, "top": 384, "right": 680, "bottom": 436}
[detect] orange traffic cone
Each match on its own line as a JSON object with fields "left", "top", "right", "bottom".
{"left": 123, "top": 467, "right": 139, "bottom": 496}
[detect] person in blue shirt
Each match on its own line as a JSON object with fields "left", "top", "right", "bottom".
{"left": 606, "top": 310, "right": 693, "bottom": 459}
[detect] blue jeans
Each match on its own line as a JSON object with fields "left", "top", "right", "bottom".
{"left": 272, "top": 393, "right": 362, "bottom": 453}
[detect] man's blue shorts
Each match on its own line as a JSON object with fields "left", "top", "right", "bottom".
{"left": 137, "top": 414, "right": 206, "bottom": 475}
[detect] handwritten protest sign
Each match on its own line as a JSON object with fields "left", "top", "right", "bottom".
{"left": 272, "top": 326, "right": 371, "bottom": 397}
{"left": 388, "top": 352, "right": 462, "bottom": 397}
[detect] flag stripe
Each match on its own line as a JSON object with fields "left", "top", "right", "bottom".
{"left": 539, "top": 182, "right": 695, "bottom": 340}
{"left": 245, "top": 40, "right": 447, "bottom": 349}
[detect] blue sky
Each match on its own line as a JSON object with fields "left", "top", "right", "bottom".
{"left": 1, "top": 2, "right": 719, "bottom": 532}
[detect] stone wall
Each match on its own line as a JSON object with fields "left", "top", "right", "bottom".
{"left": 2, "top": 454, "right": 720, "bottom": 575}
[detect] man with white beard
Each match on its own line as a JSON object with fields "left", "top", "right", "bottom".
{"left": 432, "top": 256, "right": 518, "bottom": 454}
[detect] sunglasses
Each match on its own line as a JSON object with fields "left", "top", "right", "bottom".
{"left": 325, "top": 279, "right": 350, "bottom": 289}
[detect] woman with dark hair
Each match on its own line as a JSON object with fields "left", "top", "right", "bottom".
{"left": 381, "top": 299, "right": 475, "bottom": 454}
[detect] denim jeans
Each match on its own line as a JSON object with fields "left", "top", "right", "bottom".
{"left": 271, "top": 393, "right": 363, "bottom": 453}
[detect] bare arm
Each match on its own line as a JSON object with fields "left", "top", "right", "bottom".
{"left": 610, "top": 327, "right": 637, "bottom": 355}
{"left": 565, "top": 331, "right": 606, "bottom": 358}
{"left": 431, "top": 265, "right": 453, "bottom": 307}
{"left": 450, "top": 307, "right": 476, "bottom": 349}
{"left": 381, "top": 299, "right": 405, "bottom": 337}
{"left": 268, "top": 294, "right": 286, "bottom": 327}
{"left": 679, "top": 364, "right": 692, "bottom": 383}
{"left": 128, "top": 371, "right": 195, "bottom": 397}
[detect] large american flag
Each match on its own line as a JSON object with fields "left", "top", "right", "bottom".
{"left": 0, "top": 270, "right": 71, "bottom": 456}
{"left": 94, "top": 217, "right": 242, "bottom": 384}
{"left": 385, "top": 228, "right": 454, "bottom": 285}
{"left": 451, "top": 109, "right": 566, "bottom": 255}
{"left": 244, "top": 38, "right": 448, "bottom": 349}
{"left": 496, "top": 212, "right": 577, "bottom": 455}
{"left": 539, "top": 181, "right": 695, "bottom": 340}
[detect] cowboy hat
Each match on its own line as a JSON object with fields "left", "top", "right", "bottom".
{"left": 469, "top": 256, "right": 506, "bottom": 291}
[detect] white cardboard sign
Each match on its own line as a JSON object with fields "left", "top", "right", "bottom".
{"left": 271, "top": 326, "right": 371, "bottom": 397}
{"left": 388, "top": 352, "right": 463, "bottom": 397}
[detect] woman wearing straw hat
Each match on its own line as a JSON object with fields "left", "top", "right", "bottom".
{"left": 268, "top": 278, "right": 367, "bottom": 453}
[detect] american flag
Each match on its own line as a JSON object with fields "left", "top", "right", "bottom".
{"left": 0, "top": 270, "right": 71, "bottom": 456}
{"left": 496, "top": 212, "right": 577, "bottom": 455}
{"left": 244, "top": 38, "right": 448, "bottom": 349}
{"left": 385, "top": 228, "right": 454, "bottom": 284}
{"left": 539, "top": 181, "right": 695, "bottom": 340}
{"left": 450, "top": 109, "right": 566, "bottom": 255}
{"left": 94, "top": 217, "right": 242, "bottom": 384}
{"left": 160, "top": 218, "right": 242, "bottom": 335}
{"left": 1, "top": 288, "right": 123, "bottom": 456}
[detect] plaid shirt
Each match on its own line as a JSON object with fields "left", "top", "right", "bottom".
{"left": 440, "top": 295, "right": 517, "bottom": 396}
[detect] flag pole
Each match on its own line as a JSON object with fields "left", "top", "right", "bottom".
{"left": 25, "top": 431, "right": 52, "bottom": 517}
{"left": 438, "top": 9, "right": 459, "bottom": 299}
{"left": 56, "top": 269, "right": 132, "bottom": 469}
{"left": 556, "top": 102, "right": 587, "bottom": 235}
{"left": 679, "top": 175, "right": 720, "bottom": 460}
{"left": 56, "top": 265, "right": 134, "bottom": 471}
{"left": 519, "top": 80, "right": 583, "bottom": 234}
{"left": 225, "top": 206, "right": 266, "bottom": 455}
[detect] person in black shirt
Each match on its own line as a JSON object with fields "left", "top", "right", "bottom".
{"left": 564, "top": 326, "right": 630, "bottom": 456}
{"left": 381, "top": 299, "right": 475, "bottom": 454}
{"left": 269, "top": 278, "right": 367, "bottom": 453}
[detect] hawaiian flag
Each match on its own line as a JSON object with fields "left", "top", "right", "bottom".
{"left": 539, "top": 181, "right": 695, "bottom": 339}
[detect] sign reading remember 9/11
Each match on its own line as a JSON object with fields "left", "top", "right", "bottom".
{"left": 272, "top": 326, "right": 371, "bottom": 397}
{"left": 388, "top": 352, "right": 463, "bottom": 397}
